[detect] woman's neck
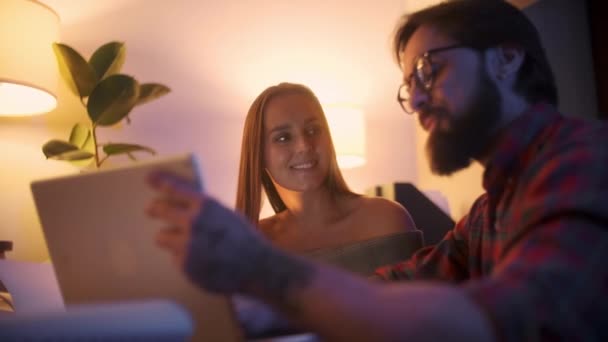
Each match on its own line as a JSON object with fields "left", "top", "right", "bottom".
{"left": 276, "top": 186, "right": 347, "bottom": 228}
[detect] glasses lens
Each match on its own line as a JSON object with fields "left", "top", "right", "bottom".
{"left": 398, "top": 55, "right": 434, "bottom": 114}
{"left": 397, "top": 84, "right": 413, "bottom": 114}
{"left": 415, "top": 56, "right": 433, "bottom": 89}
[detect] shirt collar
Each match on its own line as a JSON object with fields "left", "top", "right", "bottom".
{"left": 482, "top": 102, "right": 561, "bottom": 195}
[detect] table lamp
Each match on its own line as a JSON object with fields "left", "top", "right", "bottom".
{"left": 324, "top": 104, "right": 367, "bottom": 169}
{"left": 0, "top": 0, "right": 59, "bottom": 116}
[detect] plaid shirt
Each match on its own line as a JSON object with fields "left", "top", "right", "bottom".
{"left": 375, "top": 103, "right": 608, "bottom": 341}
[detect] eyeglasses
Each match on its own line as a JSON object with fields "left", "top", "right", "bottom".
{"left": 397, "top": 44, "right": 468, "bottom": 114}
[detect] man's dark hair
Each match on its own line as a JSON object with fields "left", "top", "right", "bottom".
{"left": 394, "top": 0, "right": 558, "bottom": 105}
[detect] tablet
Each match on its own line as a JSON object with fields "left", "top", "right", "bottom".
{"left": 30, "top": 153, "right": 242, "bottom": 341}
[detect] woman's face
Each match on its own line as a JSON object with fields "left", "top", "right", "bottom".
{"left": 263, "top": 92, "right": 331, "bottom": 193}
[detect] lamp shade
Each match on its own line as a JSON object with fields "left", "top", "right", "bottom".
{"left": 0, "top": 0, "right": 59, "bottom": 116}
{"left": 324, "top": 104, "right": 366, "bottom": 169}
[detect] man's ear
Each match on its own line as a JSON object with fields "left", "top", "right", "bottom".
{"left": 488, "top": 44, "right": 525, "bottom": 81}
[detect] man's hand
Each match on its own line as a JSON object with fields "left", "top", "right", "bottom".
{"left": 145, "top": 171, "right": 201, "bottom": 267}
{"left": 145, "top": 171, "right": 272, "bottom": 294}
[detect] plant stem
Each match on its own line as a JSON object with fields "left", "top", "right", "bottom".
{"left": 98, "top": 155, "right": 109, "bottom": 166}
{"left": 91, "top": 124, "right": 100, "bottom": 168}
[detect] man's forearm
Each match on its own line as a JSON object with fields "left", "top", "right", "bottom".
{"left": 179, "top": 196, "right": 494, "bottom": 340}
{"left": 250, "top": 252, "right": 496, "bottom": 341}
{"left": 245, "top": 246, "right": 316, "bottom": 314}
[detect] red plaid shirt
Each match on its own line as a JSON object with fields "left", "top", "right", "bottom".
{"left": 375, "top": 103, "right": 608, "bottom": 341}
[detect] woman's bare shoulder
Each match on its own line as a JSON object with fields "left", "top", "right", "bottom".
{"left": 355, "top": 196, "right": 417, "bottom": 232}
{"left": 258, "top": 214, "right": 279, "bottom": 232}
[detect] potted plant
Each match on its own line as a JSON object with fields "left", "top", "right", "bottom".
{"left": 42, "top": 41, "right": 170, "bottom": 168}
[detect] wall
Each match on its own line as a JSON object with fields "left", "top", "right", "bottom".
{"left": 526, "top": 0, "right": 598, "bottom": 119}
{"left": 587, "top": 0, "right": 608, "bottom": 118}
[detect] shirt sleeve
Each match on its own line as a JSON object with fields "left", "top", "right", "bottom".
{"left": 464, "top": 133, "right": 608, "bottom": 341}
{"left": 373, "top": 196, "right": 487, "bottom": 282}
{"left": 464, "top": 215, "right": 608, "bottom": 341}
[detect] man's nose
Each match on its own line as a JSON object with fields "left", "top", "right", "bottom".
{"left": 409, "top": 86, "right": 430, "bottom": 114}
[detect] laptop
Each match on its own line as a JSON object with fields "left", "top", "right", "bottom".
{"left": 29, "top": 153, "right": 243, "bottom": 341}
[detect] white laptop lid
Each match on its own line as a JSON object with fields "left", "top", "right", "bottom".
{"left": 30, "top": 153, "right": 242, "bottom": 342}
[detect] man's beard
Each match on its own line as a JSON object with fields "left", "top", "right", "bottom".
{"left": 426, "top": 70, "right": 502, "bottom": 176}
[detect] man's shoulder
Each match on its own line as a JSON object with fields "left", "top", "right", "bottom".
{"left": 548, "top": 115, "right": 608, "bottom": 152}
{"left": 514, "top": 115, "right": 608, "bottom": 210}
{"left": 527, "top": 116, "right": 608, "bottom": 174}
{"left": 519, "top": 113, "right": 608, "bottom": 172}
{"left": 458, "top": 193, "right": 490, "bottom": 228}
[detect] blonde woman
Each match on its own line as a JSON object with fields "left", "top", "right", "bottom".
{"left": 236, "top": 82, "right": 416, "bottom": 254}
{"left": 232, "top": 83, "right": 419, "bottom": 337}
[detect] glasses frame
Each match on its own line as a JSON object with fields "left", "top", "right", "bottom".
{"left": 397, "top": 44, "right": 468, "bottom": 114}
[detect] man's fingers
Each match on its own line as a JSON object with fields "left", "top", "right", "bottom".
{"left": 147, "top": 171, "right": 202, "bottom": 204}
{"left": 155, "top": 226, "right": 189, "bottom": 253}
{"left": 146, "top": 196, "right": 201, "bottom": 226}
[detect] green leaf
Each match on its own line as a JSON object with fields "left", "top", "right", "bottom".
{"left": 89, "top": 42, "right": 126, "bottom": 81}
{"left": 80, "top": 129, "right": 96, "bottom": 154}
{"left": 53, "top": 150, "right": 96, "bottom": 161}
{"left": 103, "top": 143, "right": 156, "bottom": 156}
{"left": 53, "top": 43, "right": 97, "bottom": 98}
{"left": 68, "top": 158, "right": 94, "bottom": 168}
{"left": 136, "top": 83, "right": 170, "bottom": 106}
{"left": 68, "top": 123, "right": 90, "bottom": 148}
{"left": 42, "top": 139, "right": 78, "bottom": 158}
{"left": 42, "top": 140, "right": 94, "bottom": 160}
{"left": 68, "top": 123, "right": 95, "bottom": 162}
{"left": 87, "top": 74, "right": 140, "bottom": 126}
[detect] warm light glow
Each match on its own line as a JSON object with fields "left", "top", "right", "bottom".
{"left": 0, "top": 127, "right": 77, "bottom": 261}
{"left": 404, "top": 0, "right": 444, "bottom": 13}
{"left": 0, "top": 0, "right": 59, "bottom": 116}
{"left": 0, "top": 82, "right": 57, "bottom": 116}
{"left": 323, "top": 104, "right": 366, "bottom": 169}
